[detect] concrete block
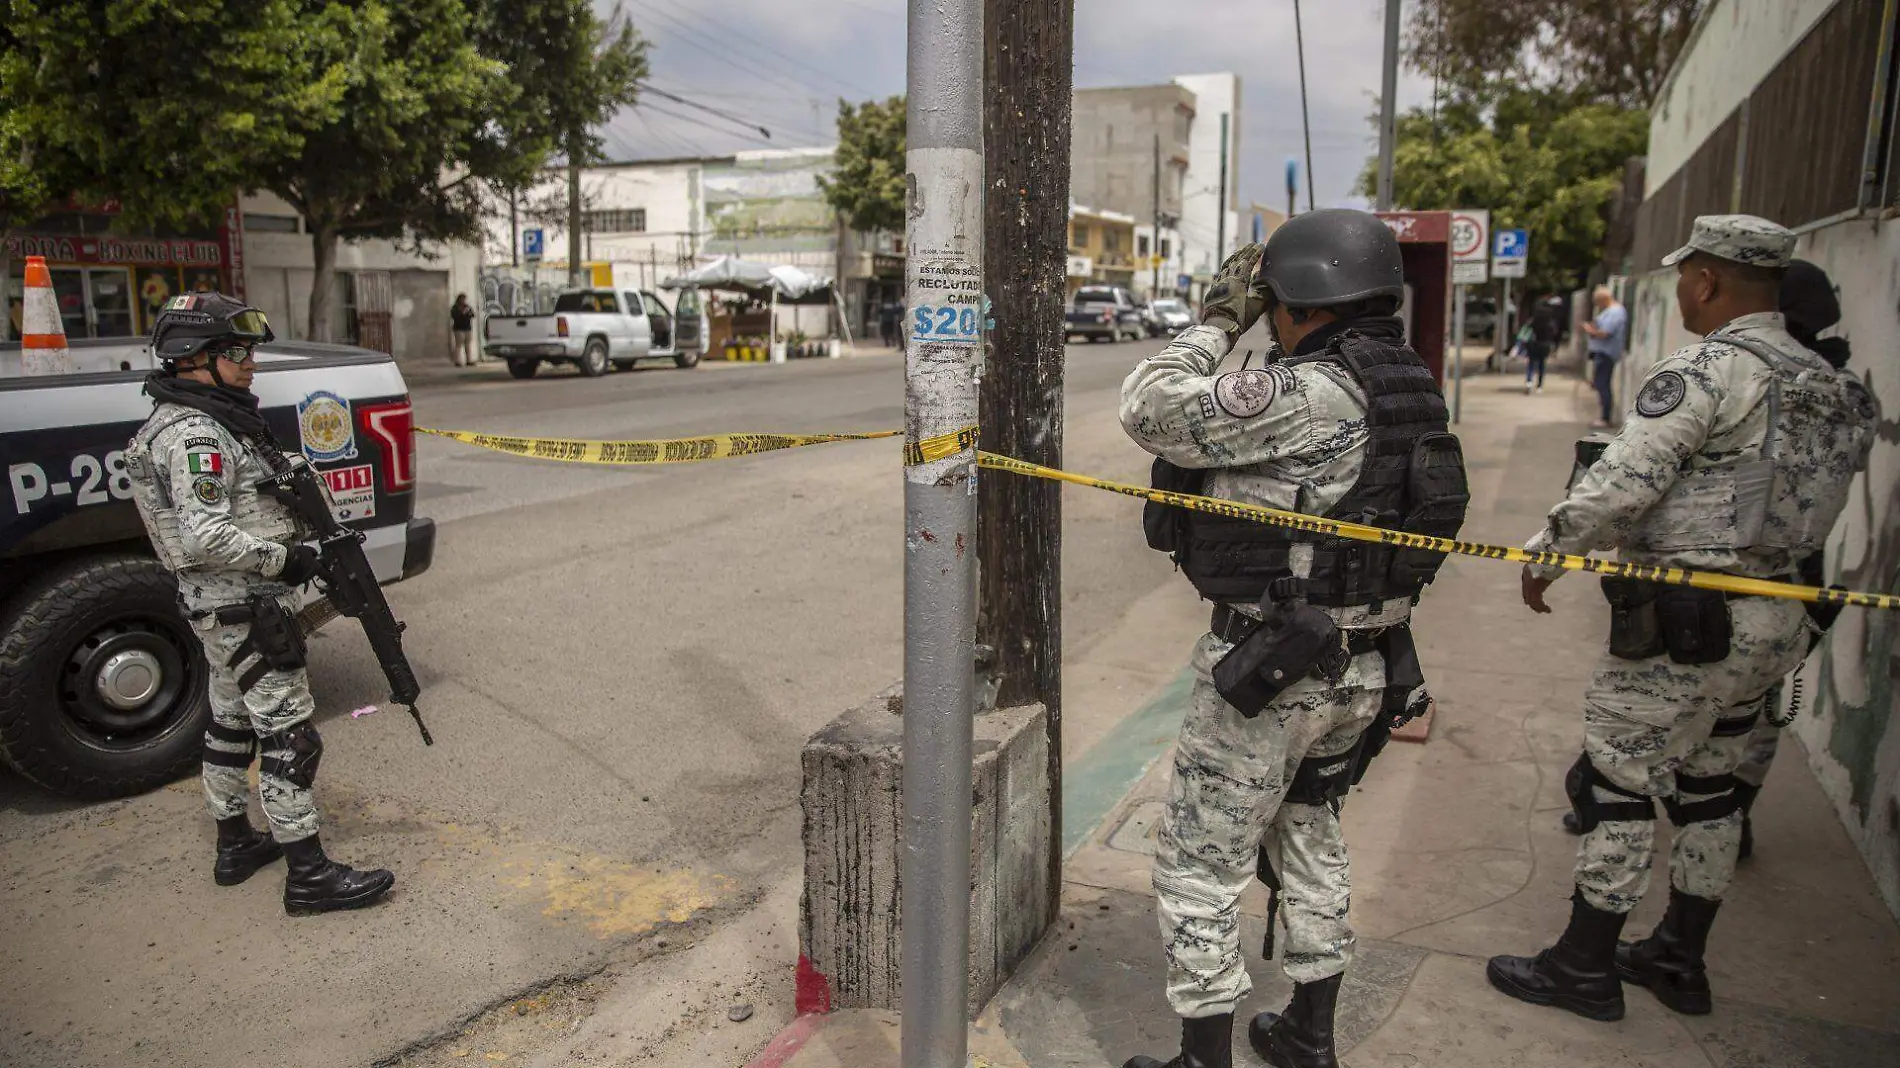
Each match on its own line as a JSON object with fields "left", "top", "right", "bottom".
{"left": 799, "top": 693, "right": 1054, "bottom": 1018}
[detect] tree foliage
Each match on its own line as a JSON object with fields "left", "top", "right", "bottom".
{"left": 1366, "top": 89, "right": 1648, "bottom": 293}
{"left": 819, "top": 96, "right": 906, "bottom": 234}
{"left": 1405, "top": 0, "right": 1707, "bottom": 109}
{"left": 0, "top": 0, "right": 645, "bottom": 340}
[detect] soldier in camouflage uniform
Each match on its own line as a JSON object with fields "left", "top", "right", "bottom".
{"left": 1488, "top": 217, "right": 1878, "bottom": 1021}
{"left": 1120, "top": 210, "right": 1463, "bottom": 1068}
{"left": 126, "top": 293, "right": 395, "bottom": 915}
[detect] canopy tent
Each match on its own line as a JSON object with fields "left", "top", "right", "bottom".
{"left": 659, "top": 255, "right": 852, "bottom": 359}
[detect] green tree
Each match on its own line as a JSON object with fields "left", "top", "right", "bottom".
{"left": 1, "top": 0, "right": 645, "bottom": 340}
{"left": 819, "top": 96, "right": 906, "bottom": 233}
{"left": 1365, "top": 89, "right": 1648, "bottom": 293}
{"left": 1406, "top": 0, "right": 1707, "bottom": 109}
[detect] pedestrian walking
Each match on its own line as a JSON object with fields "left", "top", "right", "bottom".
{"left": 1522, "top": 294, "right": 1567, "bottom": 394}
{"left": 877, "top": 299, "right": 899, "bottom": 349}
{"left": 1489, "top": 216, "right": 1877, "bottom": 1022}
{"left": 126, "top": 293, "right": 396, "bottom": 915}
{"left": 1579, "top": 287, "right": 1627, "bottom": 425}
{"left": 1119, "top": 209, "right": 1467, "bottom": 1068}
{"left": 450, "top": 293, "right": 477, "bottom": 367}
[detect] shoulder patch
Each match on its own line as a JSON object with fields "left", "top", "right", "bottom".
{"left": 192, "top": 475, "right": 226, "bottom": 505}
{"left": 182, "top": 436, "right": 221, "bottom": 451}
{"left": 1213, "top": 369, "right": 1277, "bottom": 418}
{"left": 1266, "top": 364, "right": 1298, "bottom": 395}
{"left": 1635, "top": 370, "right": 1687, "bottom": 417}
{"left": 1198, "top": 393, "right": 1218, "bottom": 419}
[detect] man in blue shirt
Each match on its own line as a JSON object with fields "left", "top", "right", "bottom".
{"left": 1580, "top": 287, "right": 1628, "bottom": 427}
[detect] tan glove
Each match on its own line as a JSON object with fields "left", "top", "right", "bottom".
{"left": 1198, "top": 242, "right": 1270, "bottom": 348}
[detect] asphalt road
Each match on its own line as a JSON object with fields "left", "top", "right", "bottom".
{"left": 0, "top": 337, "right": 1192, "bottom": 1068}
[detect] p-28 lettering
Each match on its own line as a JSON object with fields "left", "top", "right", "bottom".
{"left": 9, "top": 451, "right": 136, "bottom": 514}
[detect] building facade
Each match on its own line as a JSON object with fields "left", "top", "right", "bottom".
{"left": 1071, "top": 84, "right": 1194, "bottom": 297}
{"left": 1065, "top": 205, "right": 1138, "bottom": 294}
{"left": 1620, "top": 0, "right": 1900, "bottom": 919}
{"left": 1173, "top": 72, "right": 1242, "bottom": 286}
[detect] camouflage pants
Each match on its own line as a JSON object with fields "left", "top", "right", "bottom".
{"left": 189, "top": 587, "right": 320, "bottom": 843}
{"left": 1575, "top": 596, "right": 1807, "bottom": 912}
{"left": 1153, "top": 631, "right": 1383, "bottom": 1017}
{"left": 1731, "top": 696, "right": 1783, "bottom": 789}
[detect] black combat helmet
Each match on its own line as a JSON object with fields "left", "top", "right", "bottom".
{"left": 149, "top": 292, "right": 275, "bottom": 365}
{"left": 1259, "top": 208, "right": 1404, "bottom": 308}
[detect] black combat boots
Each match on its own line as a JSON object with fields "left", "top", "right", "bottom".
{"left": 1486, "top": 891, "right": 1629, "bottom": 1021}
{"left": 1248, "top": 973, "right": 1342, "bottom": 1068}
{"left": 281, "top": 833, "right": 395, "bottom": 916}
{"left": 213, "top": 815, "right": 283, "bottom": 886}
{"left": 1122, "top": 1012, "right": 1233, "bottom": 1068}
{"left": 1616, "top": 888, "right": 1721, "bottom": 1014}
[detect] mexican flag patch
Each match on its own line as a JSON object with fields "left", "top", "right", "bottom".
{"left": 187, "top": 452, "right": 222, "bottom": 475}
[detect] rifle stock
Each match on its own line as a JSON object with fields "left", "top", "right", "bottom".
{"left": 261, "top": 452, "right": 433, "bottom": 745}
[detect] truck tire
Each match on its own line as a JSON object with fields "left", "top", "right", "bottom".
{"left": 0, "top": 552, "right": 211, "bottom": 799}
{"left": 578, "top": 338, "right": 610, "bottom": 377}
{"left": 507, "top": 359, "right": 539, "bottom": 379}
{"left": 674, "top": 346, "right": 701, "bottom": 369}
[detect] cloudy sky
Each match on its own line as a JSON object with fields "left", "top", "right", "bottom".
{"left": 594, "top": 0, "right": 1435, "bottom": 210}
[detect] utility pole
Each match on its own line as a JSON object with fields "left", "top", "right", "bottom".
{"left": 510, "top": 190, "right": 520, "bottom": 268}
{"left": 1376, "top": 0, "right": 1401, "bottom": 210}
{"left": 1215, "top": 112, "right": 1229, "bottom": 263}
{"left": 903, "top": 0, "right": 982, "bottom": 1061}
{"left": 567, "top": 132, "right": 584, "bottom": 285}
{"left": 1295, "top": 0, "right": 1317, "bottom": 213}
{"left": 1151, "top": 132, "right": 1161, "bottom": 296}
{"left": 982, "top": 0, "right": 1072, "bottom": 949}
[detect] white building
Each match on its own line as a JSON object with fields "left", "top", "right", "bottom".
{"left": 1173, "top": 72, "right": 1242, "bottom": 283}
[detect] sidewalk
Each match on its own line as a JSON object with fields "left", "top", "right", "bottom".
{"left": 770, "top": 358, "right": 1900, "bottom": 1067}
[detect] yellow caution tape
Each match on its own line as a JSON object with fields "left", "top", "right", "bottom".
{"left": 975, "top": 453, "right": 1900, "bottom": 611}
{"left": 417, "top": 426, "right": 899, "bottom": 464}
{"left": 904, "top": 426, "right": 981, "bottom": 466}
{"left": 415, "top": 424, "right": 1899, "bottom": 611}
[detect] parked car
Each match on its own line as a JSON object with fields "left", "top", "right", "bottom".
{"left": 483, "top": 287, "right": 704, "bottom": 379}
{"left": 0, "top": 338, "right": 435, "bottom": 798}
{"left": 1064, "top": 285, "right": 1145, "bottom": 343}
{"left": 1142, "top": 298, "right": 1193, "bottom": 337}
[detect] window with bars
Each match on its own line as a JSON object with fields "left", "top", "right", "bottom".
{"left": 582, "top": 208, "right": 647, "bottom": 233}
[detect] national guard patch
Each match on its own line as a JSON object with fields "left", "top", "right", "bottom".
{"left": 1199, "top": 393, "right": 1218, "bottom": 419}
{"left": 1636, "top": 371, "right": 1687, "bottom": 417}
{"left": 1213, "top": 369, "right": 1276, "bottom": 418}
{"left": 193, "top": 475, "right": 225, "bottom": 505}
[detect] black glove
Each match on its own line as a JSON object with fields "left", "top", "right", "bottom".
{"left": 1199, "top": 242, "right": 1270, "bottom": 348}
{"left": 277, "top": 544, "right": 322, "bottom": 586}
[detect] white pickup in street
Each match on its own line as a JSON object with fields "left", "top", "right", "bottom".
{"left": 483, "top": 287, "right": 705, "bottom": 379}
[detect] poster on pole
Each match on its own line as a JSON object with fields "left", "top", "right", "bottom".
{"left": 1450, "top": 209, "right": 1489, "bottom": 285}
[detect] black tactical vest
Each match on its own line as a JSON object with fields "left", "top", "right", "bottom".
{"left": 1144, "top": 330, "right": 1470, "bottom": 610}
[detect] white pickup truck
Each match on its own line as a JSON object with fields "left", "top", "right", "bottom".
{"left": 0, "top": 339, "right": 436, "bottom": 799}
{"left": 483, "top": 287, "right": 705, "bottom": 379}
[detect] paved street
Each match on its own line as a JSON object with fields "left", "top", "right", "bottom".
{"left": 0, "top": 338, "right": 1189, "bottom": 1068}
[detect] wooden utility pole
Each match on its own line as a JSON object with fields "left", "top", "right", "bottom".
{"left": 981, "top": 0, "right": 1072, "bottom": 929}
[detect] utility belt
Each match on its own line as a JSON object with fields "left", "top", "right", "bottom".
{"left": 1210, "top": 603, "right": 1385, "bottom": 655}
{"left": 1600, "top": 576, "right": 1762, "bottom": 664}
{"left": 199, "top": 591, "right": 309, "bottom": 692}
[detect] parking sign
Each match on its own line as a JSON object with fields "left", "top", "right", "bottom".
{"left": 1494, "top": 229, "right": 1527, "bottom": 259}
{"left": 522, "top": 228, "right": 545, "bottom": 262}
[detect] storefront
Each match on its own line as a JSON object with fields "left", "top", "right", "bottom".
{"left": 3, "top": 203, "right": 242, "bottom": 341}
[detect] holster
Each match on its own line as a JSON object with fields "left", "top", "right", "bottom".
{"left": 1599, "top": 577, "right": 1731, "bottom": 664}
{"left": 217, "top": 592, "right": 309, "bottom": 693}
{"left": 1353, "top": 626, "right": 1427, "bottom": 785}
{"left": 1212, "top": 579, "right": 1349, "bottom": 718}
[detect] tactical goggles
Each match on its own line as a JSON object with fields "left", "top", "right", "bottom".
{"left": 207, "top": 342, "right": 258, "bottom": 365}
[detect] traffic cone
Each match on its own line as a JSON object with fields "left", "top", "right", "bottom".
{"left": 20, "top": 256, "right": 77, "bottom": 376}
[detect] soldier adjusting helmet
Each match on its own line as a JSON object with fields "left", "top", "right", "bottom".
{"left": 1257, "top": 208, "right": 1405, "bottom": 309}
{"left": 150, "top": 292, "right": 275, "bottom": 368}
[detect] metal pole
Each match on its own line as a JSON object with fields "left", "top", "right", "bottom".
{"left": 1215, "top": 112, "right": 1229, "bottom": 262}
{"left": 903, "top": 0, "right": 981, "bottom": 1059}
{"left": 1152, "top": 133, "right": 1161, "bottom": 297}
{"left": 1452, "top": 284, "right": 1466, "bottom": 423}
{"left": 510, "top": 191, "right": 520, "bottom": 268}
{"left": 1294, "top": 0, "right": 1317, "bottom": 213}
{"left": 567, "top": 137, "right": 584, "bottom": 286}
{"left": 1497, "top": 275, "right": 1512, "bottom": 368}
{"left": 1376, "top": 0, "right": 1400, "bottom": 210}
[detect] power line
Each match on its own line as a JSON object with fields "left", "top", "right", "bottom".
{"left": 641, "top": 85, "right": 771, "bottom": 141}
{"left": 624, "top": 0, "right": 879, "bottom": 100}
{"left": 639, "top": 101, "right": 776, "bottom": 147}
{"left": 630, "top": 4, "right": 826, "bottom": 103}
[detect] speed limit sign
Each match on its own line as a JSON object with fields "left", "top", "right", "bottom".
{"left": 1451, "top": 209, "right": 1489, "bottom": 284}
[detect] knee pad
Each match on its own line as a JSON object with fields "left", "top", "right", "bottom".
{"left": 259, "top": 722, "right": 322, "bottom": 789}
{"left": 1564, "top": 752, "right": 1655, "bottom": 834}
{"left": 1285, "top": 748, "right": 1357, "bottom": 807}
{"left": 202, "top": 721, "right": 257, "bottom": 769}
{"left": 1663, "top": 770, "right": 1741, "bottom": 825}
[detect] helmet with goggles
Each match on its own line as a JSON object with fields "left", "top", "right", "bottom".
{"left": 150, "top": 292, "right": 275, "bottom": 367}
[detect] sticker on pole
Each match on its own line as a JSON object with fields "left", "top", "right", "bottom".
{"left": 908, "top": 260, "right": 984, "bottom": 346}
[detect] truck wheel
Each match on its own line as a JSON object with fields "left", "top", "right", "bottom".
{"left": 674, "top": 346, "right": 701, "bottom": 369}
{"left": 578, "top": 338, "right": 610, "bottom": 377}
{"left": 0, "top": 552, "right": 211, "bottom": 799}
{"left": 507, "top": 359, "right": 539, "bottom": 379}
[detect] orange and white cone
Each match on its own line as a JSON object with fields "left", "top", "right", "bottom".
{"left": 20, "top": 255, "right": 77, "bottom": 376}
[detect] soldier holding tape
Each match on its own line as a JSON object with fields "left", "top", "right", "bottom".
{"left": 1118, "top": 209, "right": 1468, "bottom": 1068}
{"left": 126, "top": 293, "right": 395, "bottom": 915}
{"left": 1488, "top": 216, "right": 1877, "bottom": 1020}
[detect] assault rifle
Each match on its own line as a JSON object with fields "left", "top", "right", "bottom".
{"left": 258, "top": 450, "right": 433, "bottom": 745}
